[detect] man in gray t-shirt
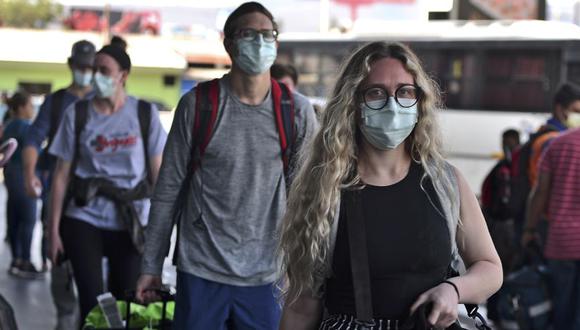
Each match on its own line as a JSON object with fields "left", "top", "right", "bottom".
{"left": 136, "top": 2, "right": 318, "bottom": 329}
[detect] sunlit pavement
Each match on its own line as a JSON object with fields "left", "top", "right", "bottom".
{"left": 0, "top": 183, "right": 490, "bottom": 330}
{"left": 0, "top": 184, "right": 56, "bottom": 329}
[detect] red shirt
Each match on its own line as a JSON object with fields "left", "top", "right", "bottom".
{"left": 540, "top": 128, "right": 580, "bottom": 259}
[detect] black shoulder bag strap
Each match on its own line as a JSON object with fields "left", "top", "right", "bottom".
{"left": 346, "top": 189, "right": 376, "bottom": 328}
{"left": 137, "top": 99, "right": 152, "bottom": 185}
{"left": 64, "top": 100, "right": 89, "bottom": 207}
{"left": 73, "top": 100, "right": 89, "bottom": 176}
{"left": 49, "top": 88, "right": 67, "bottom": 144}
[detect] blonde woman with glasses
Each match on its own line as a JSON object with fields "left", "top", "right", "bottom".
{"left": 279, "top": 42, "right": 502, "bottom": 329}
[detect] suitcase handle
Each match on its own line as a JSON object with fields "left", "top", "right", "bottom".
{"left": 123, "top": 288, "right": 174, "bottom": 330}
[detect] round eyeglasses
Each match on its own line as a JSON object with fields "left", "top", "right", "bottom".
{"left": 233, "top": 28, "right": 278, "bottom": 43}
{"left": 362, "top": 84, "right": 421, "bottom": 110}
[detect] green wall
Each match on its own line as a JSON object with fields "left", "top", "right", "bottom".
{"left": 0, "top": 61, "right": 182, "bottom": 109}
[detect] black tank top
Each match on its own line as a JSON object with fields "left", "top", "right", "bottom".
{"left": 325, "top": 162, "right": 451, "bottom": 319}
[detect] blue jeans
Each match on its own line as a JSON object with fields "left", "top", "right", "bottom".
{"left": 547, "top": 259, "right": 580, "bottom": 330}
{"left": 173, "top": 271, "right": 281, "bottom": 330}
{"left": 4, "top": 165, "right": 38, "bottom": 261}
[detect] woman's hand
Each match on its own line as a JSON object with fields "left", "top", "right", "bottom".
{"left": 409, "top": 282, "right": 459, "bottom": 328}
{"left": 49, "top": 231, "right": 64, "bottom": 265}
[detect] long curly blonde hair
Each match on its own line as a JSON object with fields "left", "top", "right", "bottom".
{"left": 278, "top": 41, "right": 449, "bottom": 304}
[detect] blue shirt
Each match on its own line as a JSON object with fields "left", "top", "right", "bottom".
{"left": 49, "top": 96, "right": 167, "bottom": 230}
{"left": 2, "top": 118, "right": 32, "bottom": 168}
{"left": 546, "top": 117, "right": 567, "bottom": 132}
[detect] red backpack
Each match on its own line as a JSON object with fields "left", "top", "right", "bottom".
{"left": 190, "top": 78, "right": 295, "bottom": 175}
{"left": 170, "top": 78, "right": 296, "bottom": 264}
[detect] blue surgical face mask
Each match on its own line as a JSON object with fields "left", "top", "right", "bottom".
{"left": 92, "top": 72, "right": 117, "bottom": 98}
{"left": 360, "top": 97, "right": 418, "bottom": 150}
{"left": 234, "top": 36, "right": 277, "bottom": 75}
{"left": 73, "top": 70, "right": 93, "bottom": 88}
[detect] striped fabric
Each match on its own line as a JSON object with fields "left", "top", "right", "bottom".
{"left": 539, "top": 128, "right": 580, "bottom": 259}
{"left": 319, "top": 314, "right": 402, "bottom": 330}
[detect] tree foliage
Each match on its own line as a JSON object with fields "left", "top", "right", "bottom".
{"left": 0, "top": 0, "right": 63, "bottom": 28}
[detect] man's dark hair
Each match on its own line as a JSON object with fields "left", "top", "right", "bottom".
{"left": 502, "top": 129, "right": 520, "bottom": 143}
{"left": 553, "top": 83, "right": 580, "bottom": 109}
{"left": 223, "top": 2, "right": 277, "bottom": 39}
{"left": 271, "top": 63, "right": 298, "bottom": 85}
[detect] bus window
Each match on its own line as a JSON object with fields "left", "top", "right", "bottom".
{"left": 482, "top": 52, "right": 555, "bottom": 112}
{"left": 567, "top": 62, "right": 580, "bottom": 86}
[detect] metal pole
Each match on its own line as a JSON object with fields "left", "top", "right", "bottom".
{"left": 320, "top": 0, "right": 330, "bottom": 33}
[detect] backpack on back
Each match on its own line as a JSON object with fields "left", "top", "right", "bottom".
{"left": 495, "top": 245, "right": 552, "bottom": 330}
{"left": 190, "top": 78, "right": 295, "bottom": 176}
{"left": 170, "top": 78, "right": 296, "bottom": 264}
{"left": 508, "top": 125, "right": 559, "bottom": 225}
{"left": 481, "top": 159, "right": 512, "bottom": 223}
{"left": 71, "top": 99, "right": 153, "bottom": 183}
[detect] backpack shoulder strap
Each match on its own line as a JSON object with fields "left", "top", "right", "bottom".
{"left": 193, "top": 79, "right": 220, "bottom": 169}
{"left": 271, "top": 79, "right": 295, "bottom": 177}
{"left": 73, "top": 100, "right": 89, "bottom": 170}
{"left": 49, "top": 88, "right": 68, "bottom": 144}
{"left": 137, "top": 99, "right": 153, "bottom": 183}
{"left": 172, "top": 80, "right": 220, "bottom": 266}
{"left": 65, "top": 99, "right": 89, "bottom": 204}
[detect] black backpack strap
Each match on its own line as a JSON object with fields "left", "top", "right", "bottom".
{"left": 137, "top": 99, "right": 152, "bottom": 184}
{"left": 49, "top": 89, "right": 68, "bottom": 144}
{"left": 345, "top": 190, "right": 375, "bottom": 327}
{"left": 72, "top": 100, "right": 89, "bottom": 172}
{"left": 64, "top": 100, "right": 89, "bottom": 206}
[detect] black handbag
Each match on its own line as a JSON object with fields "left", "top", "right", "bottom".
{"left": 398, "top": 303, "right": 466, "bottom": 330}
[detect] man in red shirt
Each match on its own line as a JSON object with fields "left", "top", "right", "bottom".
{"left": 523, "top": 123, "right": 580, "bottom": 329}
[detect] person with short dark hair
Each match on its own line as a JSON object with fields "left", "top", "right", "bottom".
{"left": 502, "top": 129, "right": 520, "bottom": 154}
{"left": 529, "top": 84, "right": 580, "bottom": 183}
{"left": 271, "top": 63, "right": 299, "bottom": 92}
{"left": 481, "top": 128, "right": 521, "bottom": 322}
{"left": 23, "top": 39, "right": 96, "bottom": 330}
{"left": 3, "top": 91, "right": 41, "bottom": 279}
{"left": 136, "top": 2, "right": 318, "bottom": 329}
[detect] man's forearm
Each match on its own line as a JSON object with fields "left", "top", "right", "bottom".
{"left": 525, "top": 188, "right": 548, "bottom": 231}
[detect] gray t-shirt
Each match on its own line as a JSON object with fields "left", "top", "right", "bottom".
{"left": 49, "top": 96, "right": 167, "bottom": 230}
{"left": 143, "top": 75, "right": 319, "bottom": 286}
